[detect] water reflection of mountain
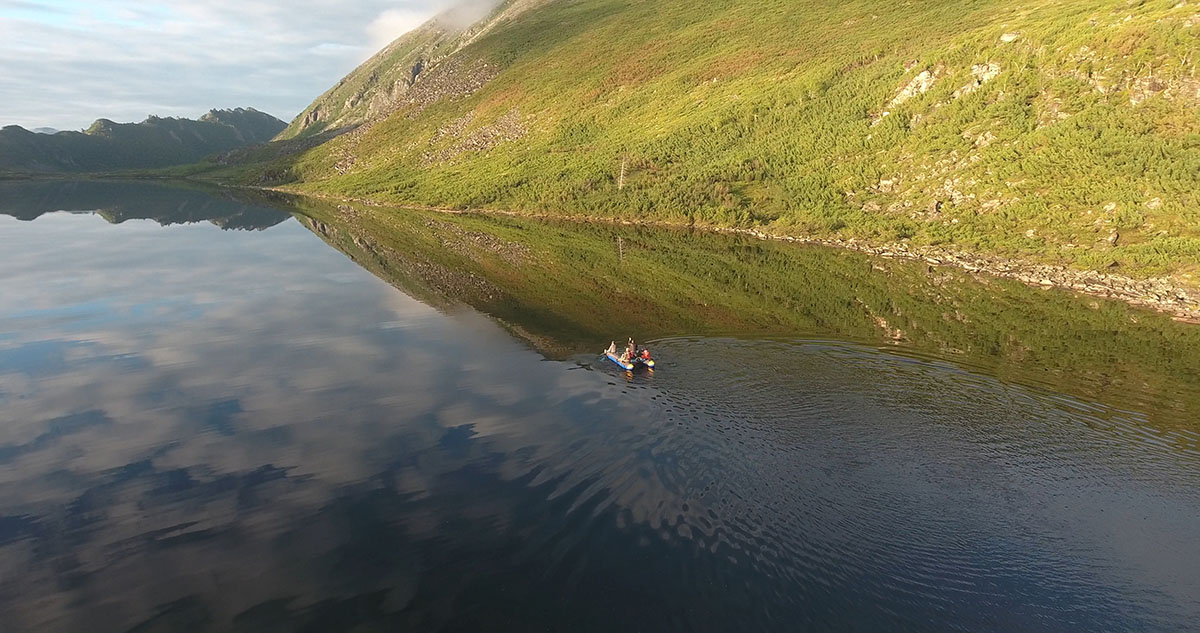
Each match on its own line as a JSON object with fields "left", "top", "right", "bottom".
{"left": 3, "top": 182, "right": 1198, "bottom": 632}
{"left": 0, "top": 180, "right": 291, "bottom": 230}
{"left": 285, "top": 194, "right": 1200, "bottom": 431}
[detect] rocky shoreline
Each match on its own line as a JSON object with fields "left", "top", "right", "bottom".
{"left": 730, "top": 229, "right": 1200, "bottom": 323}
{"left": 271, "top": 188, "right": 1200, "bottom": 323}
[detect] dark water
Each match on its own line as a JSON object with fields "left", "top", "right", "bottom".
{"left": 1, "top": 181, "right": 1198, "bottom": 632}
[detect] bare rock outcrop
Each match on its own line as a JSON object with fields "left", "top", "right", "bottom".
{"left": 422, "top": 108, "right": 530, "bottom": 165}
{"left": 872, "top": 67, "right": 941, "bottom": 126}
{"left": 952, "top": 63, "right": 1000, "bottom": 99}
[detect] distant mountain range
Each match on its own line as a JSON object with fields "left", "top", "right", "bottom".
{"left": 0, "top": 108, "right": 285, "bottom": 173}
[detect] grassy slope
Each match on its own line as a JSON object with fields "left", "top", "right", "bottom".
{"left": 262, "top": 0, "right": 1198, "bottom": 280}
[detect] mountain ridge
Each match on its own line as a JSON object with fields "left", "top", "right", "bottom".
{"left": 278, "top": 0, "right": 547, "bottom": 141}
{"left": 0, "top": 108, "right": 286, "bottom": 173}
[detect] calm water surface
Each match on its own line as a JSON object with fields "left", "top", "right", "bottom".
{"left": 1, "top": 182, "right": 1198, "bottom": 632}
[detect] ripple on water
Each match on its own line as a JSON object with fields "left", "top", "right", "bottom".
{"left": 7, "top": 187, "right": 1198, "bottom": 632}
{"left": 546, "top": 337, "right": 1200, "bottom": 630}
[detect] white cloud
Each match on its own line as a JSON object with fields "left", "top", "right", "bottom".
{"left": 0, "top": 1, "right": 450, "bottom": 130}
{"left": 367, "top": 7, "right": 436, "bottom": 53}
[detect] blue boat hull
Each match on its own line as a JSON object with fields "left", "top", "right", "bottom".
{"left": 605, "top": 352, "right": 635, "bottom": 370}
{"left": 605, "top": 352, "right": 654, "bottom": 370}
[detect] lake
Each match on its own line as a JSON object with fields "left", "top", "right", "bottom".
{"left": 1, "top": 180, "right": 1198, "bottom": 632}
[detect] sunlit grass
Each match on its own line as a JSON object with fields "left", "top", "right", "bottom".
{"left": 235, "top": 0, "right": 1198, "bottom": 280}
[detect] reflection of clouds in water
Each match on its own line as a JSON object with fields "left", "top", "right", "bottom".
{"left": 2, "top": 212, "right": 1198, "bottom": 631}
{"left": 0, "top": 212, "right": 677, "bottom": 632}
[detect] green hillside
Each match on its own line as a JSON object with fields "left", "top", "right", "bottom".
{"left": 0, "top": 108, "right": 285, "bottom": 173}
{"left": 246, "top": 0, "right": 1198, "bottom": 281}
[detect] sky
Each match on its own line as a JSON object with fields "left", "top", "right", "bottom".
{"left": 0, "top": 1, "right": 455, "bottom": 131}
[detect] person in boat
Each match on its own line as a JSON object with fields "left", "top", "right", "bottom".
{"left": 608, "top": 341, "right": 633, "bottom": 364}
{"left": 607, "top": 339, "right": 647, "bottom": 365}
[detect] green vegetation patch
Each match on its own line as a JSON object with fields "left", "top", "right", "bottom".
{"left": 216, "top": 0, "right": 1198, "bottom": 283}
